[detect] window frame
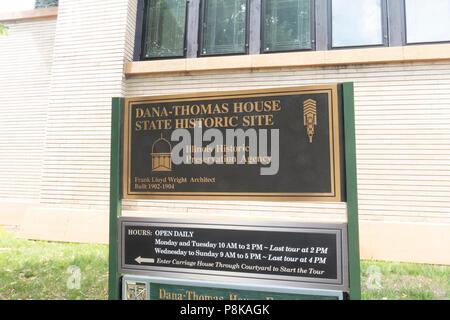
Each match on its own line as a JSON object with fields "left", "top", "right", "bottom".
{"left": 403, "top": 0, "right": 450, "bottom": 46}
{"left": 260, "top": 0, "right": 316, "bottom": 54}
{"left": 140, "top": 0, "right": 189, "bottom": 61}
{"left": 328, "top": 0, "right": 389, "bottom": 50}
{"left": 198, "top": 0, "right": 251, "bottom": 57}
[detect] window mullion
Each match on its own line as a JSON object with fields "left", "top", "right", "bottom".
{"left": 314, "top": 0, "right": 328, "bottom": 51}
{"left": 186, "top": 0, "right": 200, "bottom": 58}
{"left": 249, "top": 0, "right": 261, "bottom": 54}
{"left": 386, "top": 0, "right": 404, "bottom": 46}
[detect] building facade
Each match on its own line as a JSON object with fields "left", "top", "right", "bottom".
{"left": 0, "top": 0, "right": 450, "bottom": 265}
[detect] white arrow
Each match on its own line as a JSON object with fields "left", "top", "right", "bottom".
{"left": 135, "top": 256, "right": 155, "bottom": 264}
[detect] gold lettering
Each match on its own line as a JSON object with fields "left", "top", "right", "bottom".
{"left": 135, "top": 121, "right": 142, "bottom": 131}
{"left": 242, "top": 115, "right": 274, "bottom": 127}
{"left": 273, "top": 100, "right": 281, "bottom": 111}
{"left": 229, "top": 293, "right": 239, "bottom": 300}
{"left": 135, "top": 119, "right": 172, "bottom": 131}
{"left": 159, "top": 288, "right": 166, "bottom": 299}
{"left": 172, "top": 103, "right": 229, "bottom": 117}
{"left": 233, "top": 100, "right": 282, "bottom": 114}
{"left": 175, "top": 116, "right": 238, "bottom": 129}
{"left": 136, "top": 107, "right": 144, "bottom": 118}
{"left": 135, "top": 106, "right": 171, "bottom": 119}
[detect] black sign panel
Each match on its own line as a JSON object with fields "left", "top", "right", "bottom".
{"left": 123, "top": 85, "right": 344, "bottom": 201}
{"left": 120, "top": 219, "right": 347, "bottom": 287}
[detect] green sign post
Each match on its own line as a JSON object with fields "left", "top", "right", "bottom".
{"left": 342, "top": 83, "right": 362, "bottom": 299}
{"left": 108, "top": 83, "right": 360, "bottom": 300}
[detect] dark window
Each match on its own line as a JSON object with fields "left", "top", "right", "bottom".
{"left": 200, "top": 0, "right": 249, "bottom": 56}
{"left": 142, "top": 0, "right": 187, "bottom": 59}
{"left": 262, "top": 0, "right": 313, "bottom": 53}
{"left": 331, "top": 0, "right": 385, "bottom": 48}
{"left": 405, "top": 0, "right": 450, "bottom": 44}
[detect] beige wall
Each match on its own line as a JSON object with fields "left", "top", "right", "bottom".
{"left": 0, "top": 0, "right": 449, "bottom": 265}
{"left": 39, "top": 0, "right": 132, "bottom": 208}
{"left": 124, "top": 62, "right": 450, "bottom": 226}
{"left": 0, "top": 18, "right": 55, "bottom": 201}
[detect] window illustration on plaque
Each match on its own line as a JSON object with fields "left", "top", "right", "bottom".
{"left": 151, "top": 134, "right": 172, "bottom": 172}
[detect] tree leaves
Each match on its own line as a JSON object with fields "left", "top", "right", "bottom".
{"left": 35, "top": 0, "right": 58, "bottom": 9}
{"left": 0, "top": 24, "right": 8, "bottom": 36}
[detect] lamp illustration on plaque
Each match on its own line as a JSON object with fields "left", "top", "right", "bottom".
{"left": 303, "top": 99, "right": 318, "bottom": 143}
{"left": 151, "top": 134, "right": 172, "bottom": 172}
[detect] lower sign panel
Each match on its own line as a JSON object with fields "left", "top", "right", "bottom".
{"left": 122, "top": 275, "right": 344, "bottom": 300}
{"left": 119, "top": 219, "right": 348, "bottom": 291}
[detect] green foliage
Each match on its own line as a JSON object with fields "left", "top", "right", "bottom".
{"left": 0, "top": 24, "right": 8, "bottom": 36}
{"left": 35, "top": 0, "right": 58, "bottom": 9}
{"left": 361, "top": 260, "right": 450, "bottom": 300}
{"left": 0, "top": 228, "right": 108, "bottom": 300}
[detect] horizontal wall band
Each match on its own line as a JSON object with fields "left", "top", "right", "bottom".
{"left": 125, "top": 44, "right": 450, "bottom": 76}
{"left": 0, "top": 7, "right": 58, "bottom": 22}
